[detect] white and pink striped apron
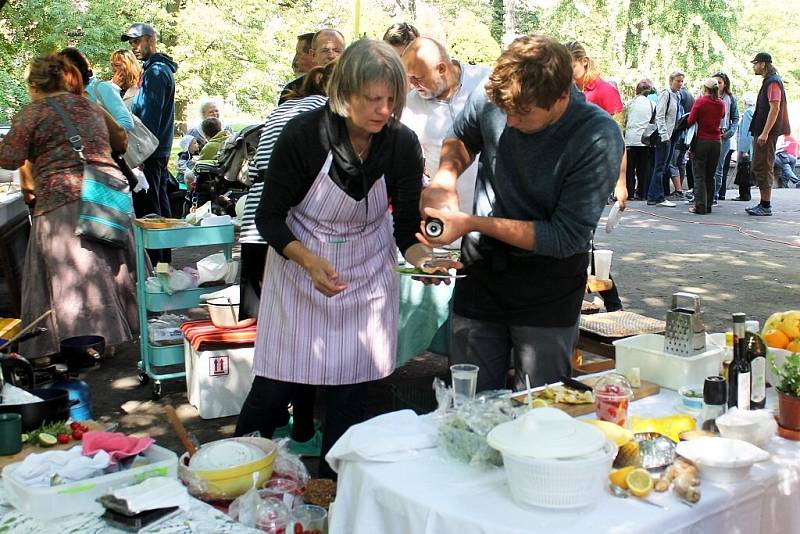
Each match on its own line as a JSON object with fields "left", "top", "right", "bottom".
{"left": 253, "top": 153, "right": 399, "bottom": 385}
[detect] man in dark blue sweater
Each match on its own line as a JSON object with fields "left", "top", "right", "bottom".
{"left": 123, "top": 22, "right": 178, "bottom": 261}
{"left": 419, "top": 35, "right": 623, "bottom": 391}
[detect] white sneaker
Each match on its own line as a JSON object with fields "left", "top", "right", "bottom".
{"left": 656, "top": 200, "right": 676, "bottom": 207}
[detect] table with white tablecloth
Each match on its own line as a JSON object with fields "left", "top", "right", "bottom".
{"left": 328, "top": 389, "right": 800, "bottom": 534}
{"left": 0, "top": 485, "right": 258, "bottom": 534}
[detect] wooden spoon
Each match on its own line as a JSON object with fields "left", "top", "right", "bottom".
{"left": 165, "top": 405, "right": 197, "bottom": 457}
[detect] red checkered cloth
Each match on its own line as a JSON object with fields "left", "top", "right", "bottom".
{"left": 180, "top": 320, "right": 257, "bottom": 351}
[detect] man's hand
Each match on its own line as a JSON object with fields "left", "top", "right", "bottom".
{"left": 758, "top": 132, "right": 768, "bottom": 146}
{"left": 416, "top": 206, "right": 472, "bottom": 247}
{"left": 614, "top": 180, "right": 628, "bottom": 211}
{"left": 303, "top": 254, "right": 347, "bottom": 297}
{"left": 403, "top": 243, "right": 463, "bottom": 286}
{"left": 419, "top": 184, "right": 459, "bottom": 216}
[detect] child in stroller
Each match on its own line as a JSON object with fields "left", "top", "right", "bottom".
{"left": 183, "top": 122, "right": 263, "bottom": 217}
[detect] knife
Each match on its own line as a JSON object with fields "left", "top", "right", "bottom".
{"left": 560, "top": 375, "right": 594, "bottom": 393}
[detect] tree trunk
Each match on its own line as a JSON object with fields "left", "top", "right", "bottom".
{"left": 503, "top": 0, "right": 517, "bottom": 45}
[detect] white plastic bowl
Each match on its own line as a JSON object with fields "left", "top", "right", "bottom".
{"left": 715, "top": 408, "right": 777, "bottom": 448}
{"left": 676, "top": 437, "right": 770, "bottom": 484}
{"left": 206, "top": 297, "right": 255, "bottom": 329}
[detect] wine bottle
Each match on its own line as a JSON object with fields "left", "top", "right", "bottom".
{"left": 745, "top": 320, "right": 767, "bottom": 409}
{"left": 727, "top": 313, "right": 751, "bottom": 410}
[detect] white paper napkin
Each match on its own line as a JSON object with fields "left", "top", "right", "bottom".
{"left": 325, "top": 410, "right": 437, "bottom": 473}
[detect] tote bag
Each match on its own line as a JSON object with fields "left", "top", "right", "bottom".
{"left": 89, "top": 83, "right": 158, "bottom": 168}
{"left": 48, "top": 98, "right": 133, "bottom": 248}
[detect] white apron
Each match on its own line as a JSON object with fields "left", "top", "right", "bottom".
{"left": 253, "top": 153, "right": 399, "bottom": 385}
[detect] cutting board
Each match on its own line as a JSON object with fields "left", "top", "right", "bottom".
{"left": 511, "top": 377, "right": 660, "bottom": 417}
{"left": 0, "top": 420, "right": 103, "bottom": 470}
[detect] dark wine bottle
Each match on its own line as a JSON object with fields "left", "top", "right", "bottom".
{"left": 745, "top": 320, "right": 767, "bottom": 409}
{"left": 727, "top": 313, "right": 751, "bottom": 410}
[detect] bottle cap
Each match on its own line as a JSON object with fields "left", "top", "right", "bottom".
{"left": 703, "top": 375, "right": 726, "bottom": 405}
{"left": 732, "top": 313, "right": 746, "bottom": 324}
{"left": 745, "top": 320, "right": 760, "bottom": 333}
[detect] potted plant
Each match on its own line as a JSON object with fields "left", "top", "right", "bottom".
{"left": 771, "top": 351, "right": 800, "bottom": 431}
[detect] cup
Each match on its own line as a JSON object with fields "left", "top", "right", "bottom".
{"left": 594, "top": 250, "right": 613, "bottom": 280}
{"left": 259, "top": 477, "right": 302, "bottom": 510}
{"left": 0, "top": 413, "right": 22, "bottom": 456}
{"left": 291, "top": 504, "right": 327, "bottom": 534}
{"left": 450, "top": 364, "right": 479, "bottom": 407}
{"left": 255, "top": 496, "right": 290, "bottom": 534}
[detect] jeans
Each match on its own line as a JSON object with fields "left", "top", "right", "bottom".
{"left": 693, "top": 139, "right": 722, "bottom": 213}
{"left": 777, "top": 153, "right": 800, "bottom": 185}
{"left": 713, "top": 136, "right": 732, "bottom": 199}
{"left": 450, "top": 313, "right": 579, "bottom": 390}
{"left": 646, "top": 139, "right": 675, "bottom": 203}
{"left": 136, "top": 157, "right": 172, "bottom": 263}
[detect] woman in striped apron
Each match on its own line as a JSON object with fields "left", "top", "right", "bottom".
{"left": 235, "top": 40, "right": 458, "bottom": 478}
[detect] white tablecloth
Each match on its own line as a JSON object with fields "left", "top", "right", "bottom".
{"left": 329, "top": 389, "right": 800, "bottom": 534}
{"left": 0, "top": 484, "right": 258, "bottom": 533}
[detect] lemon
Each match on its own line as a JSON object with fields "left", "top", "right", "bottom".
{"left": 608, "top": 466, "right": 635, "bottom": 489}
{"left": 532, "top": 398, "right": 549, "bottom": 408}
{"left": 626, "top": 468, "right": 653, "bottom": 497}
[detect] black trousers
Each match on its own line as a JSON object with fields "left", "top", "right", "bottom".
{"left": 693, "top": 139, "right": 722, "bottom": 213}
{"left": 239, "top": 243, "right": 269, "bottom": 321}
{"left": 135, "top": 156, "right": 172, "bottom": 263}
{"left": 235, "top": 376, "right": 367, "bottom": 478}
{"left": 626, "top": 146, "right": 652, "bottom": 199}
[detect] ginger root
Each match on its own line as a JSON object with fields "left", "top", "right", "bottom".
{"left": 655, "top": 458, "right": 701, "bottom": 502}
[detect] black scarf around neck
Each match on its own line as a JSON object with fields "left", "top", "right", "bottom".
{"left": 320, "top": 104, "right": 394, "bottom": 200}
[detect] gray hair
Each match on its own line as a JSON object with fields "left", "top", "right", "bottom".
{"left": 199, "top": 99, "right": 219, "bottom": 115}
{"left": 327, "top": 39, "right": 407, "bottom": 119}
{"left": 669, "top": 70, "right": 685, "bottom": 81}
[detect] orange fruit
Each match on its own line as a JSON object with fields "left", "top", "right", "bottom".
{"left": 786, "top": 339, "right": 800, "bottom": 354}
{"left": 763, "top": 329, "right": 790, "bottom": 349}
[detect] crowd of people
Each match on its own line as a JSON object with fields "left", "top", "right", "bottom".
{"left": 0, "top": 19, "right": 794, "bottom": 479}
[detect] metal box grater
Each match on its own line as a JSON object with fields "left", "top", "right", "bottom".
{"left": 664, "top": 292, "right": 706, "bottom": 356}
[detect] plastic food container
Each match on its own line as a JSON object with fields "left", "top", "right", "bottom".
{"left": 594, "top": 373, "right": 634, "bottom": 427}
{"left": 614, "top": 334, "right": 725, "bottom": 391}
{"left": 2, "top": 444, "right": 178, "bottom": 519}
{"left": 487, "top": 408, "right": 614, "bottom": 508}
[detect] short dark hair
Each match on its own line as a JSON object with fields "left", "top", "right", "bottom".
{"left": 382, "top": 22, "right": 419, "bottom": 48}
{"left": 635, "top": 79, "right": 654, "bottom": 95}
{"left": 59, "top": 47, "right": 93, "bottom": 87}
{"left": 201, "top": 117, "right": 222, "bottom": 138}
{"left": 486, "top": 35, "right": 573, "bottom": 112}
{"left": 297, "top": 32, "right": 315, "bottom": 53}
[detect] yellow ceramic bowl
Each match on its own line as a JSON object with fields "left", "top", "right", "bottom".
{"left": 179, "top": 437, "right": 277, "bottom": 501}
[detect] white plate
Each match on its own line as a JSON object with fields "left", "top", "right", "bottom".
{"left": 605, "top": 201, "right": 623, "bottom": 233}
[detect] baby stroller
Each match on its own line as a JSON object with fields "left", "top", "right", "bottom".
{"left": 185, "top": 123, "right": 264, "bottom": 216}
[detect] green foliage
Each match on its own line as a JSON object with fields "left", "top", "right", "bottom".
{"left": 1, "top": 0, "right": 796, "bottom": 126}
{"left": 771, "top": 352, "right": 800, "bottom": 398}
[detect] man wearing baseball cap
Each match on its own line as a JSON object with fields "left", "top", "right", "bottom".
{"left": 122, "top": 23, "right": 178, "bottom": 260}
{"left": 746, "top": 52, "right": 791, "bottom": 216}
